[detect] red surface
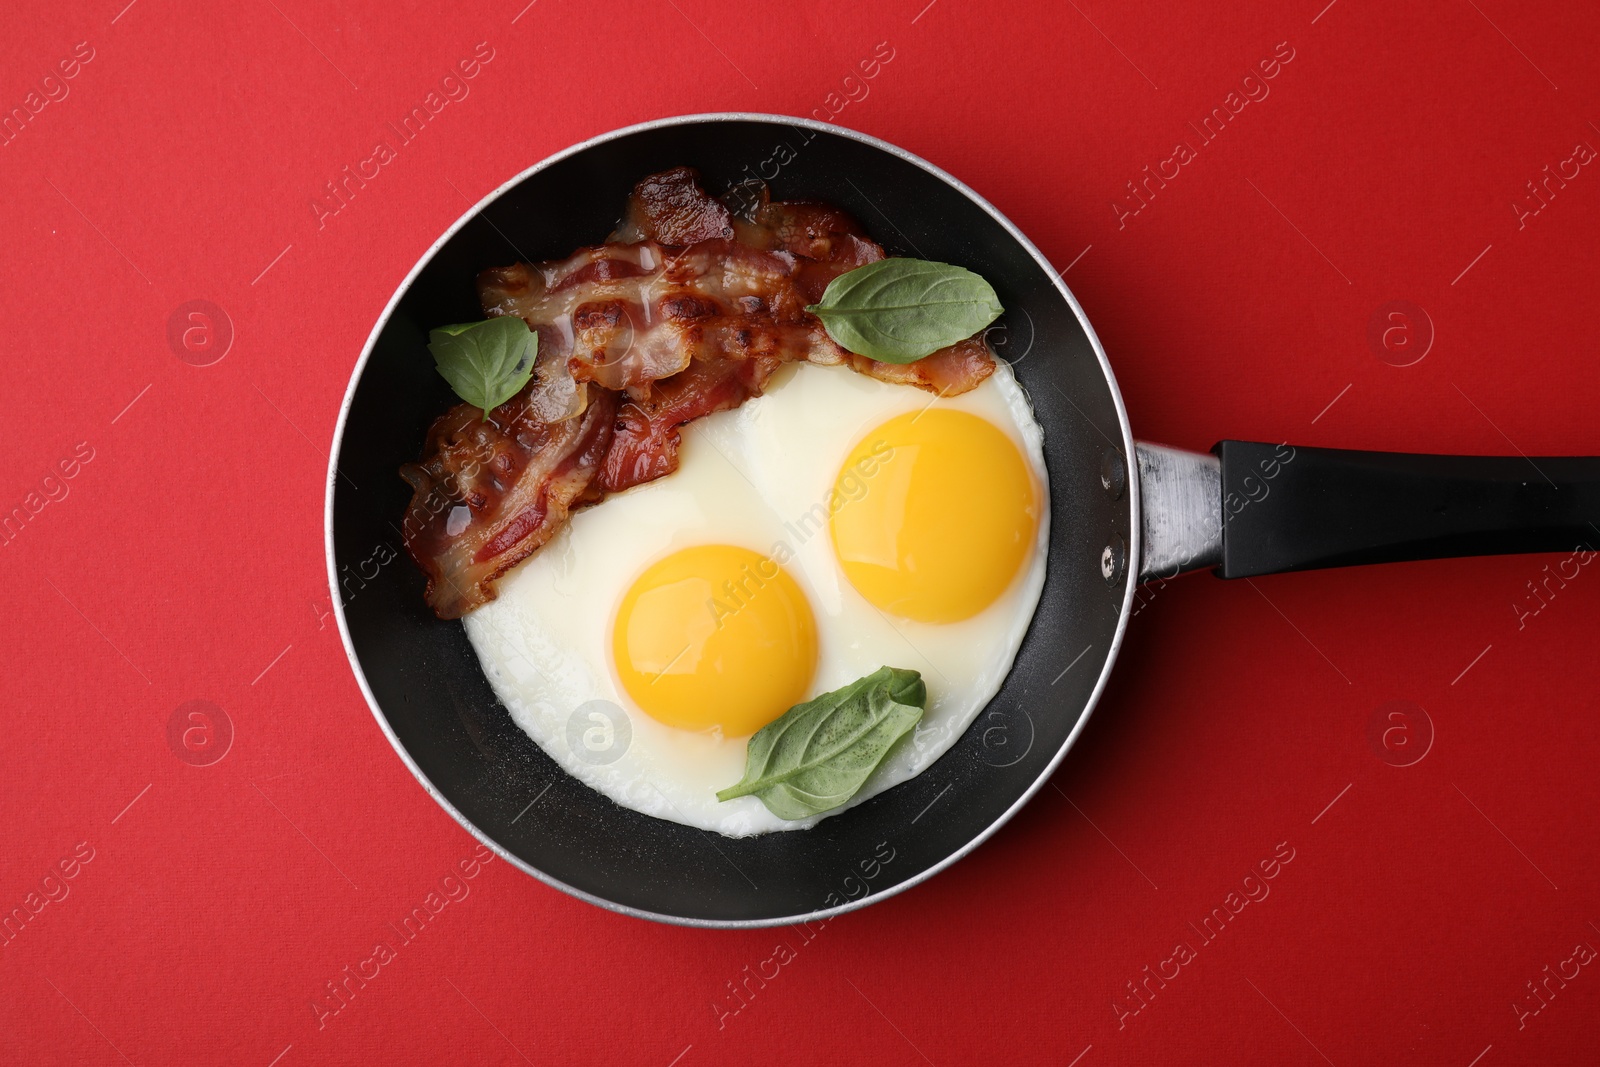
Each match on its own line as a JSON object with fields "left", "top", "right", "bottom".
{"left": 3, "top": 1, "right": 1598, "bottom": 1063}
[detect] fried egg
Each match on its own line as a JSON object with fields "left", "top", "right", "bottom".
{"left": 463, "top": 357, "right": 1048, "bottom": 836}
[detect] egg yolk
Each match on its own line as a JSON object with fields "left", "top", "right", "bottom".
{"left": 612, "top": 544, "right": 817, "bottom": 736}
{"left": 830, "top": 409, "right": 1038, "bottom": 623}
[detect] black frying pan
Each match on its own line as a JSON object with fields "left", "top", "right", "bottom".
{"left": 328, "top": 114, "right": 1600, "bottom": 927}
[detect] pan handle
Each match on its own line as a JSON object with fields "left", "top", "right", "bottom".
{"left": 1135, "top": 443, "right": 1222, "bottom": 582}
{"left": 1135, "top": 441, "right": 1600, "bottom": 582}
{"left": 1213, "top": 441, "right": 1600, "bottom": 577}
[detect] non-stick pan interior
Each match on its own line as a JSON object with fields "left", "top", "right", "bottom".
{"left": 330, "top": 115, "right": 1134, "bottom": 925}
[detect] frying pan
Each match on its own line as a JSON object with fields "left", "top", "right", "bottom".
{"left": 328, "top": 113, "right": 1600, "bottom": 927}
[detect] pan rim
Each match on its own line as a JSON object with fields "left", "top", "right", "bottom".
{"left": 324, "top": 111, "right": 1140, "bottom": 928}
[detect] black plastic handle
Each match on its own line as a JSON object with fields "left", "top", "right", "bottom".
{"left": 1215, "top": 440, "right": 1600, "bottom": 578}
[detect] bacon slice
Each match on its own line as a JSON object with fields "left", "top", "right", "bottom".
{"left": 402, "top": 168, "right": 998, "bottom": 618}
{"left": 399, "top": 389, "right": 615, "bottom": 619}
{"left": 612, "top": 166, "right": 734, "bottom": 246}
{"left": 848, "top": 336, "right": 996, "bottom": 396}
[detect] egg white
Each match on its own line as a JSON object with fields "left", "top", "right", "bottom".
{"left": 462, "top": 358, "right": 1050, "bottom": 836}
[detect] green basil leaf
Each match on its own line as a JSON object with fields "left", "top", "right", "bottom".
{"left": 716, "top": 666, "right": 927, "bottom": 820}
{"left": 427, "top": 316, "right": 537, "bottom": 419}
{"left": 805, "top": 258, "right": 1003, "bottom": 364}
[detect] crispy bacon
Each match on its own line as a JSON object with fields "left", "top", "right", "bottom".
{"left": 848, "top": 337, "right": 996, "bottom": 396}
{"left": 613, "top": 166, "right": 734, "bottom": 246}
{"left": 399, "top": 390, "right": 615, "bottom": 619}
{"left": 403, "top": 168, "right": 998, "bottom": 618}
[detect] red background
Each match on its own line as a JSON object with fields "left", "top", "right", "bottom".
{"left": 3, "top": 0, "right": 1598, "bottom": 1063}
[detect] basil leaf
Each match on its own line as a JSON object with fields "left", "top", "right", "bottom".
{"left": 716, "top": 666, "right": 927, "bottom": 820}
{"left": 805, "top": 258, "right": 1003, "bottom": 364}
{"left": 427, "top": 316, "right": 537, "bottom": 418}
